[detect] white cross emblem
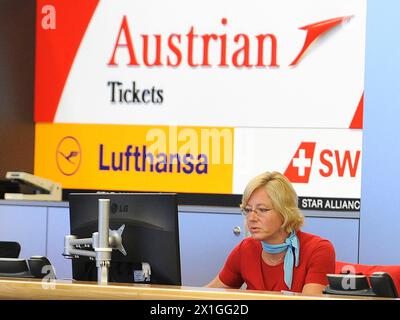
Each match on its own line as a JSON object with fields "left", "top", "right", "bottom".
{"left": 292, "top": 149, "right": 311, "bottom": 177}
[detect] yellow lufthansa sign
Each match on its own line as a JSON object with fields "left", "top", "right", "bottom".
{"left": 34, "top": 123, "right": 234, "bottom": 193}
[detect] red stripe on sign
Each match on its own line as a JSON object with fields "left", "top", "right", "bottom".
{"left": 34, "top": 0, "right": 99, "bottom": 122}
{"left": 349, "top": 93, "right": 364, "bottom": 129}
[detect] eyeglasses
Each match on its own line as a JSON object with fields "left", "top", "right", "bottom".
{"left": 241, "top": 207, "right": 272, "bottom": 218}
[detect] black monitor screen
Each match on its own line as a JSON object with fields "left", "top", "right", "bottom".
{"left": 69, "top": 193, "right": 181, "bottom": 285}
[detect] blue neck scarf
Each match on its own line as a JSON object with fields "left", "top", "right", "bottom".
{"left": 261, "top": 231, "right": 300, "bottom": 290}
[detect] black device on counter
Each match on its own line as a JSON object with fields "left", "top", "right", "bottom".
{"left": 0, "top": 256, "right": 56, "bottom": 279}
{"left": 324, "top": 272, "right": 398, "bottom": 298}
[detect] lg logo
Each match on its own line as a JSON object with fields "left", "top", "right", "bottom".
{"left": 111, "top": 203, "right": 128, "bottom": 214}
{"left": 285, "top": 142, "right": 361, "bottom": 183}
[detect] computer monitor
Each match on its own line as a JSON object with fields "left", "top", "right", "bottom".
{"left": 69, "top": 193, "right": 181, "bottom": 285}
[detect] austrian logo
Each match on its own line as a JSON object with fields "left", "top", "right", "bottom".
{"left": 108, "top": 16, "right": 353, "bottom": 69}
{"left": 56, "top": 136, "right": 82, "bottom": 176}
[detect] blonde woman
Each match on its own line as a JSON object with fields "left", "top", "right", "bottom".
{"left": 207, "top": 171, "right": 335, "bottom": 295}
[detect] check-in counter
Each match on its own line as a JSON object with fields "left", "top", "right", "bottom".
{"left": 0, "top": 200, "right": 360, "bottom": 285}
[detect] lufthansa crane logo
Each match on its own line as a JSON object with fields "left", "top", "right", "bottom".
{"left": 56, "top": 136, "right": 82, "bottom": 176}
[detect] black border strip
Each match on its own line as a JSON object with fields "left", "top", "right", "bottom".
{"left": 63, "top": 190, "right": 361, "bottom": 212}
{"left": 298, "top": 196, "right": 361, "bottom": 212}
{"left": 63, "top": 189, "right": 243, "bottom": 207}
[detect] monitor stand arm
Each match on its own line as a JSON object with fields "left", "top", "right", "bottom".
{"left": 63, "top": 199, "right": 127, "bottom": 285}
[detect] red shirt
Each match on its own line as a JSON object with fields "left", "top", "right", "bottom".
{"left": 219, "top": 230, "right": 335, "bottom": 292}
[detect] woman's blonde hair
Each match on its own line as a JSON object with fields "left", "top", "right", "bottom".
{"left": 241, "top": 171, "right": 304, "bottom": 233}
